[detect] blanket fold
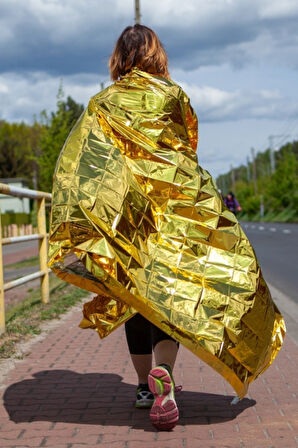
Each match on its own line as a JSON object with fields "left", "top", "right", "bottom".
{"left": 48, "top": 68, "right": 285, "bottom": 398}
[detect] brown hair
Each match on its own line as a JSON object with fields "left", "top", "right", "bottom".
{"left": 109, "top": 24, "right": 169, "bottom": 81}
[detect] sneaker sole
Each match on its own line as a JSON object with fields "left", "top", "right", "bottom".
{"left": 148, "top": 367, "right": 179, "bottom": 430}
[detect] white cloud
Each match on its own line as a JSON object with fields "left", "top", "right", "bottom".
{"left": 1, "top": 70, "right": 297, "bottom": 126}
{"left": 259, "top": 0, "right": 298, "bottom": 19}
{"left": 0, "top": 72, "right": 105, "bottom": 122}
{"left": 180, "top": 82, "right": 298, "bottom": 122}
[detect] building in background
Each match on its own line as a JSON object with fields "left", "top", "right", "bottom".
{"left": 0, "top": 178, "right": 30, "bottom": 214}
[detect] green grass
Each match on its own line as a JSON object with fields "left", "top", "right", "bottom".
{"left": 239, "top": 208, "right": 297, "bottom": 223}
{"left": 0, "top": 275, "right": 89, "bottom": 359}
{"left": 5, "top": 255, "right": 39, "bottom": 270}
{"left": 272, "top": 207, "right": 297, "bottom": 222}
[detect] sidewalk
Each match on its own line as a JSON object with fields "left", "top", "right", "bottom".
{"left": 0, "top": 305, "right": 297, "bottom": 448}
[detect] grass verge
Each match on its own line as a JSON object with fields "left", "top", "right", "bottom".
{"left": 0, "top": 275, "right": 88, "bottom": 359}
{"left": 5, "top": 256, "right": 39, "bottom": 270}
{"left": 239, "top": 207, "right": 297, "bottom": 223}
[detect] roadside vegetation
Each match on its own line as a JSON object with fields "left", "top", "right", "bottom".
{"left": 217, "top": 141, "right": 298, "bottom": 222}
{"left": 0, "top": 275, "right": 88, "bottom": 359}
{"left": 0, "top": 84, "right": 84, "bottom": 194}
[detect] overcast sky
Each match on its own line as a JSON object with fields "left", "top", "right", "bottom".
{"left": 1, "top": 0, "right": 298, "bottom": 177}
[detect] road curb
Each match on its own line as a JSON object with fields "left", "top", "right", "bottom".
{"left": 268, "top": 282, "right": 298, "bottom": 345}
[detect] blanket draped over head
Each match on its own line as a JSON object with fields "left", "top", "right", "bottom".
{"left": 48, "top": 68, "right": 285, "bottom": 398}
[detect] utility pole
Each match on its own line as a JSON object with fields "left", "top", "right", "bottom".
{"left": 222, "top": 176, "right": 226, "bottom": 195}
{"left": 251, "top": 147, "right": 257, "bottom": 195}
{"left": 135, "top": 0, "right": 141, "bottom": 24}
{"left": 230, "top": 164, "right": 235, "bottom": 192}
{"left": 246, "top": 155, "right": 250, "bottom": 182}
{"left": 268, "top": 135, "right": 275, "bottom": 174}
{"left": 260, "top": 194, "right": 264, "bottom": 220}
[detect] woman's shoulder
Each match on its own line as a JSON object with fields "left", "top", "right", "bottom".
{"left": 88, "top": 70, "right": 189, "bottom": 114}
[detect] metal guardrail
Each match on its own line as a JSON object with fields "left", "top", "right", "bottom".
{"left": 0, "top": 182, "right": 52, "bottom": 334}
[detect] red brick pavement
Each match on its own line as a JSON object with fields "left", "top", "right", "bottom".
{"left": 3, "top": 245, "right": 38, "bottom": 266}
{"left": 0, "top": 307, "right": 297, "bottom": 448}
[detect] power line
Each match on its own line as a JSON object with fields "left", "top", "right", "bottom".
{"left": 254, "top": 116, "right": 298, "bottom": 155}
{"left": 273, "top": 121, "right": 298, "bottom": 148}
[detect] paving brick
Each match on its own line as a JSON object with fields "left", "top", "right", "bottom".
{"left": 185, "top": 439, "right": 244, "bottom": 448}
{"left": 128, "top": 440, "right": 185, "bottom": 448}
{"left": 40, "top": 446, "right": 70, "bottom": 448}
{"left": 72, "top": 444, "right": 125, "bottom": 448}
{"left": 0, "top": 429, "right": 24, "bottom": 440}
{"left": 44, "top": 435, "right": 100, "bottom": 445}
{"left": 11, "top": 437, "right": 45, "bottom": 446}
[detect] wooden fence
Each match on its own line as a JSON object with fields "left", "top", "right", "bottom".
{"left": 0, "top": 182, "right": 51, "bottom": 334}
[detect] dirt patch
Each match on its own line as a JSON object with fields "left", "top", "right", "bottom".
{"left": 0, "top": 275, "right": 90, "bottom": 360}
{"left": 4, "top": 277, "right": 42, "bottom": 309}
{"left": 0, "top": 302, "right": 85, "bottom": 389}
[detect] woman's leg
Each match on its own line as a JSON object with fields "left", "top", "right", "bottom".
{"left": 130, "top": 354, "right": 152, "bottom": 384}
{"left": 125, "top": 314, "right": 153, "bottom": 383}
{"left": 125, "top": 314, "right": 179, "bottom": 376}
{"left": 125, "top": 314, "right": 155, "bottom": 409}
{"left": 125, "top": 313, "right": 180, "bottom": 424}
{"left": 153, "top": 339, "right": 178, "bottom": 371}
{"left": 149, "top": 324, "right": 180, "bottom": 430}
{"left": 151, "top": 324, "right": 179, "bottom": 371}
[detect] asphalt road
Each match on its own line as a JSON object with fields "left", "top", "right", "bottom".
{"left": 242, "top": 221, "right": 297, "bottom": 303}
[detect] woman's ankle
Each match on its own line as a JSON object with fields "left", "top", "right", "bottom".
{"left": 158, "top": 363, "right": 172, "bottom": 375}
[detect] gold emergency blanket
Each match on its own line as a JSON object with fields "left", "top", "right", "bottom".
{"left": 48, "top": 68, "right": 285, "bottom": 398}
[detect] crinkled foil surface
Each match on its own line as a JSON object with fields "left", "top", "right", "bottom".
{"left": 48, "top": 68, "right": 285, "bottom": 398}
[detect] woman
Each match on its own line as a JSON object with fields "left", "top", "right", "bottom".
{"left": 48, "top": 25, "right": 285, "bottom": 431}
{"left": 224, "top": 191, "right": 242, "bottom": 214}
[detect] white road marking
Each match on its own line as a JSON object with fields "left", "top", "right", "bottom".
{"left": 259, "top": 226, "right": 265, "bottom": 230}
{"left": 251, "top": 225, "right": 255, "bottom": 229}
{"left": 269, "top": 228, "right": 276, "bottom": 232}
{"left": 283, "top": 229, "right": 291, "bottom": 234}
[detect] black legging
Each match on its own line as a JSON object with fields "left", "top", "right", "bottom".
{"left": 125, "top": 313, "right": 178, "bottom": 355}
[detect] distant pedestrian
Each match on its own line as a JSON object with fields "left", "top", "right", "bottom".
{"left": 224, "top": 191, "right": 242, "bottom": 214}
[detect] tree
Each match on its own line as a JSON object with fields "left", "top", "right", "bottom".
{"left": 265, "top": 149, "right": 298, "bottom": 212}
{"left": 38, "top": 86, "right": 84, "bottom": 192}
{"left": 216, "top": 141, "right": 298, "bottom": 221}
{"left": 0, "top": 121, "right": 41, "bottom": 184}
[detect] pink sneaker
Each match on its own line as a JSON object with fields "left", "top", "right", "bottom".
{"left": 148, "top": 366, "right": 179, "bottom": 430}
